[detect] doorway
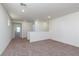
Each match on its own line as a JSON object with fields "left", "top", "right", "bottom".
{"left": 13, "top": 23, "right": 22, "bottom": 38}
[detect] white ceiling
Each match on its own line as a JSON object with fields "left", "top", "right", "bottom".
{"left": 2, "top": 3, "right": 79, "bottom": 21}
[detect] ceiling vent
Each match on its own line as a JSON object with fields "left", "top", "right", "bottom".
{"left": 20, "top": 3, "right": 27, "bottom": 7}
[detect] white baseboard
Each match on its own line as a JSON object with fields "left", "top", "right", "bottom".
{"left": 51, "top": 38, "right": 79, "bottom": 47}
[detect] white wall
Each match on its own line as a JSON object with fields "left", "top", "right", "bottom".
{"left": 49, "top": 12, "right": 79, "bottom": 47}
{"left": 22, "top": 21, "right": 33, "bottom": 38}
{"left": 30, "top": 32, "right": 52, "bottom": 42}
{"left": 0, "top": 4, "right": 12, "bottom": 55}
{"left": 33, "top": 20, "right": 49, "bottom": 32}
{"left": 29, "top": 20, "right": 50, "bottom": 42}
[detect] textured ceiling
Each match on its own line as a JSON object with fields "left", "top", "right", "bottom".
{"left": 2, "top": 3, "right": 79, "bottom": 21}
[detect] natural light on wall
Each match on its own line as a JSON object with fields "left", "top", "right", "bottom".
{"left": 8, "top": 19, "right": 10, "bottom": 26}
{"left": 34, "top": 20, "right": 39, "bottom": 31}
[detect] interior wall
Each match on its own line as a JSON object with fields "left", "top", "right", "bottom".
{"left": 22, "top": 21, "right": 33, "bottom": 38}
{"left": 49, "top": 12, "right": 79, "bottom": 47}
{"left": 30, "top": 32, "right": 52, "bottom": 42}
{"left": 29, "top": 20, "right": 50, "bottom": 42}
{"left": 33, "top": 20, "right": 49, "bottom": 32}
{"left": 0, "top": 4, "right": 12, "bottom": 55}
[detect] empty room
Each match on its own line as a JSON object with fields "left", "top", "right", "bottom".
{"left": 0, "top": 3, "right": 79, "bottom": 56}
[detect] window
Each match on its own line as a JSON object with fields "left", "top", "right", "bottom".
{"left": 16, "top": 27, "right": 21, "bottom": 32}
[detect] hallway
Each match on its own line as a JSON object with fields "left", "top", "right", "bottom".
{"left": 2, "top": 38, "right": 30, "bottom": 56}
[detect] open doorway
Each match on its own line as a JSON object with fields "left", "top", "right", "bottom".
{"left": 13, "top": 23, "right": 22, "bottom": 39}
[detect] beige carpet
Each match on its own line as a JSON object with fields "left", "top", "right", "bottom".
{"left": 2, "top": 39, "right": 79, "bottom": 56}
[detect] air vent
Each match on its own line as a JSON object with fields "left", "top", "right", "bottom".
{"left": 20, "top": 3, "right": 27, "bottom": 6}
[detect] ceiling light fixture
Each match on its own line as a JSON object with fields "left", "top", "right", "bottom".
{"left": 22, "top": 9, "right": 25, "bottom": 12}
{"left": 48, "top": 16, "right": 51, "bottom": 19}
